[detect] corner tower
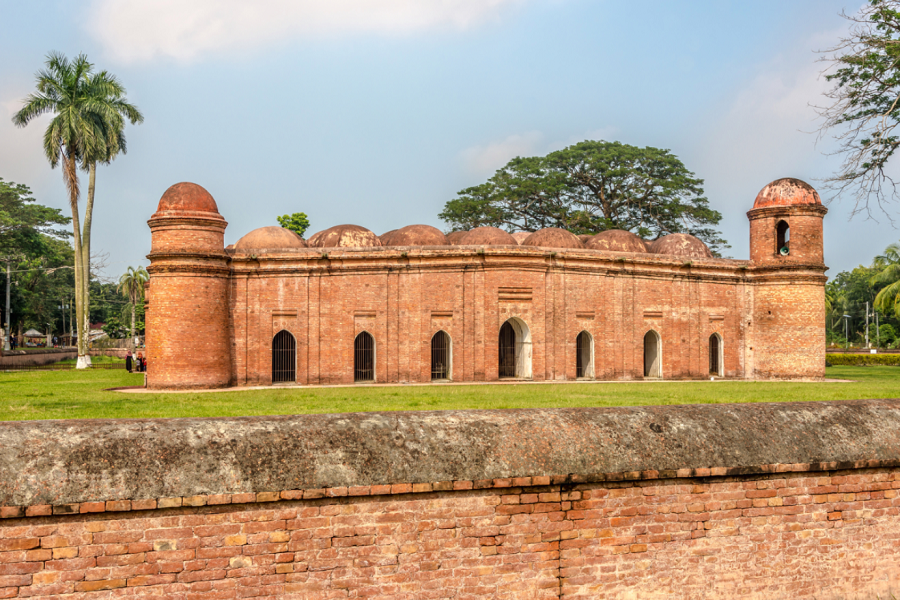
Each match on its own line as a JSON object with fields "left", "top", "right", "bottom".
{"left": 747, "top": 178, "right": 828, "bottom": 379}
{"left": 146, "top": 183, "right": 231, "bottom": 388}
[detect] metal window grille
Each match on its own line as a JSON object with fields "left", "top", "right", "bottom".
{"left": 354, "top": 332, "right": 375, "bottom": 382}
{"left": 709, "top": 334, "right": 720, "bottom": 376}
{"left": 431, "top": 331, "right": 451, "bottom": 380}
{"left": 499, "top": 321, "right": 517, "bottom": 378}
{"left": 576, "top": 331, "right": 591, "bottom": 378}
{"left": 272, "top": 330, "right": 296, "bottom": 383}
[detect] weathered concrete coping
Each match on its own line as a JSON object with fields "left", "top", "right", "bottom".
{"left": 1, "top": 399, "right": 898, "bottom": 507}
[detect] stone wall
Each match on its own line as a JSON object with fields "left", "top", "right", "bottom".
{"left": 0, "top": 400, "right": 899, "bottom": 598}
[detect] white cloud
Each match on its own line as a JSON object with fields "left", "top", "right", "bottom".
{"left": 86, "top": 0, "right": 526, "bottom": 63}
{"left": 460, "top": 131, "right": 543, "bottom": 176}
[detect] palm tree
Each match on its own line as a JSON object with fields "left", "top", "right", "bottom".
{"left": 12, "top": 52, "right": 142, "bottom": 368}
{"left": 871, "top": 242, "right": 900, "bottom": 318}
{"left": 79, "top": 70, "right": 143, "bottom": 362}
{"left": 117, "top": 266, "right": 148, "bottom": 345}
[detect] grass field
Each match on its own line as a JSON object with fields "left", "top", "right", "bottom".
{"left": 0, "top": 366, "right": 897, "bottom": 421}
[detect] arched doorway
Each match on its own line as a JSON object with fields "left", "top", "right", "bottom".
{"left": 576, "top": 331, "right": 593, "bottom": 379}
{"left": 643, "top": 330, "right": 661, "bottom": 378}
{"left": 272, "top": 330, "right": 296, "bottom": 383}
{"left": 499, "top": 318, "right": 532, "bottom": 379}
{"left": 431, "top": 331, "right": 451, "bottom": 380}
{"left": 354, "top": 332, "right": 375, "bottom": 382}
{"left": 709, "top": 333, "right": 723, "bottom": 377}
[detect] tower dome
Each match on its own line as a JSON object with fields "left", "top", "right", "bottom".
{"left": 447, "top": 231, "right": 468, "bottom": 245}
{"left": 649, "top": 233, "right": 712, "bottom": 258}
{"left": 753, "top": 178, "right": 821, "bottom": 209}
{"left": 153, "top": 182, "right": 221, "bottom": 219}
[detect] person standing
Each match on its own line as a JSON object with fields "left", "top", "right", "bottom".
{"left": 125, "top": 350, "right": 133, "bottom": 373}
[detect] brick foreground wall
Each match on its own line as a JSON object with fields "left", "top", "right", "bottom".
{"left": 2, "top": 401, "right": 899, "bottom": 598}
{"left": 1, "top": 467, "right": 898, "bottom": 599}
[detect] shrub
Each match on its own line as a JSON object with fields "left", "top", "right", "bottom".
{"left": 826, "top": 353, "right": 900, "bottom": 366}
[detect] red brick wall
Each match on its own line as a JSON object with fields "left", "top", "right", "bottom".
{"left": 224, "top": 256, "right": 770, "bottom": 387}
{"left": 2, "top": 466, "right": 897, "bottom": 599}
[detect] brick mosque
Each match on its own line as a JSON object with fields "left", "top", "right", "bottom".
{"left": 145, "top": 177, "right": 827, "bottom": 389}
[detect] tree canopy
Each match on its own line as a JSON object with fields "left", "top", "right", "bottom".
{"left": 439, "top": 140, "right": 727, "bottom": 254}
{"left": 0, "top": 178, "right": 69, "bottom": 255}
{"left": 818, "top": 0, "right": 900, "bottom": 217}
{"left": 277, "top": 212, "right": 311, "bottom": 238}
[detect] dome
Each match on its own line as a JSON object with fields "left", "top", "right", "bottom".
{"left": 381, "top": 225, "right": 448, "bottom": 246}
{"left": 649, "top": 233, "right": 713, "bottom": 258}
{"left": 234, "top": 226, "right": 307, "bottom": 250}
{"left": 308, "top": 224, "right": 381, "bottom": 248}
{"left": 511, "top": 231, "right": 531, "bottom": 245}
{"left": 379, "top": 229, "right": 399, "bottom": 245}
{"left": 154, "top": 182, "right": 220, "bottom": 216}
{"left": 447, "top": 231, "right": 469, "bottom": 245}
{"left": 577, "top": 234, "right": 593, "bottom": 244}
{"left": 459, "top": 227, "right": 517, "bottom": 246}
{"left": 753, "top": 178, "right": 822, "bottom": 209}
{"left": 585, "top": 230, "right": 648, "bottom": 253}
{"left": 521, "top": 228, "right": 584, "bottom": 249}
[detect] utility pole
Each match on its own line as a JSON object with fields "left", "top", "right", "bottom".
{"left": 876, "top": 311, "right": 880, "bottom": 348}
{"left": 3, "top": 258, "right": 10, "bottom": 352}
{"left": 866, "top": 301, "right": 870, "bottom": 348}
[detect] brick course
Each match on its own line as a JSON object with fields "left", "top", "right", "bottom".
{"left": 0, "top": 466, "right": 897, "bottom": 599}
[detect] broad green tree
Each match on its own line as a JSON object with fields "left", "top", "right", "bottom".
{"left": 12, "top": 52, "right": 142, "bottom": 368}
{"left": 440, "top": 140, "right": 728, "bottom": 254}
{"left": 117, "top": 266, "right": 148, "bottom": 344}
{"left": 818, "top": 0, "right": 900, "bottom": 216}
{"left": 277, "top": 212, "right": 311, "bottom": 238}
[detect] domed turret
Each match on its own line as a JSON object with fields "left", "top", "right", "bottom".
{"left": 521, "top": 228, "right": 584, "bottom": 249}
{"left": 459, "top": 227, "right": 517, "bottom": 246}
{"left": 234, "top": 226, "right": 307, "bottom": 250}
{"left": 152, "top": 182, "right": 222, "bottom": 219}
{"left": 753, "top": 178, "right": 822, "bottom": 209}
{"left": 649, "top": 233, "right": 712, "bottom": 258}
{"left": 308, "top": 224, "right": 381, "bottom": 248}
{"left": 585, "top": 230, "right": 648, "bottom": 253}
{"left": 147, "top": 182, "right": 230, "bottom": 389}
{"left": 381, "top": 225, "right": 448, "bottom": 246}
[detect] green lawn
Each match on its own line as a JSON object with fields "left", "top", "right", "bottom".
{"left": 0, "top": 366, "right": 897, "bottom": 421}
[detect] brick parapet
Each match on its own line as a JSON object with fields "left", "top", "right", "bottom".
{"left": 1, "top": 460, "right": 897, "bottom": 521}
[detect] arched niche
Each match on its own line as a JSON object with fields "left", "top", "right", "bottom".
{"left": 643, "top": 330, "right": 661, "bottom": 378}
{"left": 709, "top": 333, "right": 723, "bottom": 377}
{"left": 576, "top": 331, "right": 594, "bottom": 379}
{"left": 354, "top": 331, "right": 375, "bottom": 382}
{"left": 499, "top": 317, "right": 532, "bottom": 379}
{"left": 431, "top": 330, "right": 452, "bottom": 381}
{"left": 272, "top": 330, "right": 296, "bottom": 383}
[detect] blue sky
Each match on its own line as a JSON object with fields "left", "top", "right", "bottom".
{"left": 0, "top": 0, "right": 892, "bottom": 278}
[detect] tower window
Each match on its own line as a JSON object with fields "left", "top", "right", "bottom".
{"left": 776, "top": 220, "right": 790, "bottom": 256}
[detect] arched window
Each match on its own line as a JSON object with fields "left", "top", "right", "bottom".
{"left": 431, "top": 331, "right": 452, "bottom": 380}
{"left": 499, "top": 318, "right": 532, "bottom": 379}
{"left": 776, "top": 220, "right": 790, "bottom": 256}
{"left": 354, "top": 332, "right": 375, "bottom": 382}
{"left": 709, "top": 333, "right": 723, "bottom": 377}
{"left": 643, "top": 330, "right": 661, "bottom": 378}
{"left": 576, "top": 331, "right": 594, "bottom": 379}
{"left": 272, "top": 330, "right": 296, "bottom": 383}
